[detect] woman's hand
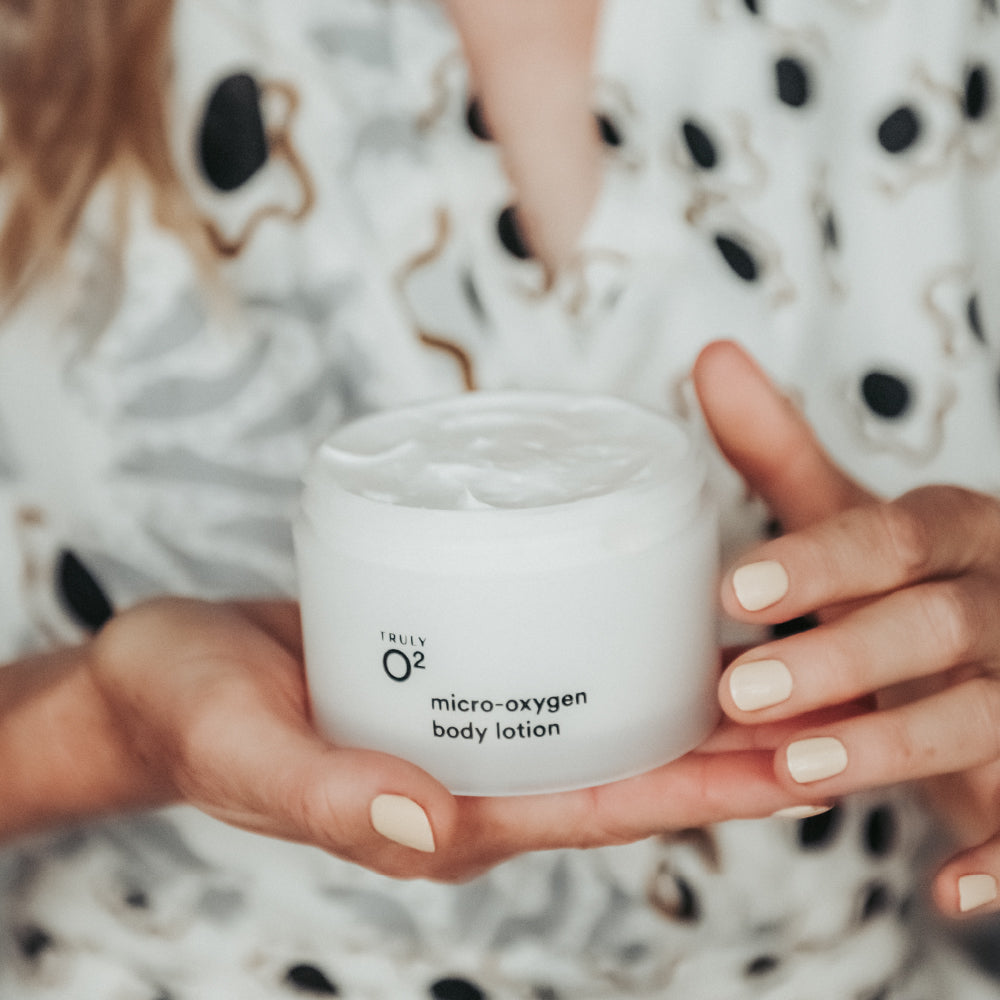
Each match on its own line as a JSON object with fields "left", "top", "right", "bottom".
{"left": 25, "top": 338, "right": 1000, "bottom": 895}
{"left": 84, "top": 596, "right": 810, "bottom": 882}
{"left": 86, "top": 598, "right": 460, "bottom": 875}
{"left": 693, "top": 339, "right": 1000, "bottom": 918}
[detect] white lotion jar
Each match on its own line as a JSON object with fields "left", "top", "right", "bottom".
{"left": 294, "top": 392, "right": 719, "bottom": 796}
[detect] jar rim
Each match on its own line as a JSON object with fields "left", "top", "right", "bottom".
{"left": 296, "top": 391, "right": 711, "bottom": 569}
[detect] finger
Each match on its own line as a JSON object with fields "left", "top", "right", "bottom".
{"left": 692, "top": 340, "right": 869, "bottom": 530}
{"left": 721, "top": 486, "right": 1000, "bottom": 624}
{"left": 449, "top": 748, "right": 801, "bottom": 866}
{"left": 774, "top": 675, "right": 1000, "bottom": 797}
{"left": 210, "top": 698, "right": 836, "bottom": 879}
{"left": 934, "top": 840, "right": 1000, "bottom": 917}
{"left": 210, "top": 705, "right": 813, "bottom": 879}
{"left": 701, "top": 703, "right": 872, "bottom": 752}
{"left": 721, "top": 574, "right": 1000, "bottom": 720}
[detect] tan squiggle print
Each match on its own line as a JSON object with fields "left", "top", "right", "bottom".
{"left": 416, "top": 50, "right": 466, "bottom": 133}
{"left": 396, "top": 207, "right": 478, "bottom": 390}
{"left": 202, "top": 81, "right": 315, "bottom": 258}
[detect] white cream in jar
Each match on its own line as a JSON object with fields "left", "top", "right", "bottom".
{"left": 294, "top": 391, "right": 719, "bottom": 796}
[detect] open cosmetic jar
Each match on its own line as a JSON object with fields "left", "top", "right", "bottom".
{"left": 294, "top": 391, "right": 719, "bottom": 796}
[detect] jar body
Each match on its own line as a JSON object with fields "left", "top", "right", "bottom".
{"left": 295, "top": 493, "right": 719, "bottom": 796}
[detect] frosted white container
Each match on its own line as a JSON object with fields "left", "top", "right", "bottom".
{"left": 294, "top": 391, "right": 719, "bottom": 796}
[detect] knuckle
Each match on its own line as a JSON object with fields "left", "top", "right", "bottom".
{"left": 291, "top": 768, "right": 341, "bottom": 846}
{"left": 963, "top": 679, "right": 1000, "bottom": 763}
{"left": 919, "top": 582, "right": 979, "bottom": 665}
{"left": 878, "top": 500, "right": 934, "bottom": 580}
{"left": 967, "top": 488, "right": 1000, "bottom": 561}
{"left": 820, "top": 633, "right": 869, "bottom": 701}
{"left": 884, "top": 704, "right": 939, "bottom": 775}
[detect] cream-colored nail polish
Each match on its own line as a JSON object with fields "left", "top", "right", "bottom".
{"left": 370, "top": 794, "right": 436, "bottom": 853}
{"left": 786, "top": 737, "right": 848, "bottom": 784}
{"left": 732, "top": 561, "right": 789, "bottom": 612}
{"left": 729, "top": 659, "right": 793, "bottom": 711}
{"left": 771, "top": 804, "right": 834, "bottom": 820}
{"left": 958, "top": 873, "right": 998, "bottom": 913}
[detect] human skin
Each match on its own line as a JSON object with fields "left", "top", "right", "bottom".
{"left": 697, "top": 341, "right": 1000, "bottom": 918}
{"left": 440, "top": 0, "right": 604, "bottom": 271}
{"left": 3, "top": 0, "right": 999, "bottom": 918}
{"left": 441, "top": 0, "right": 1000, "bottom": 914}
{"left": 3, "top": 341, "right": 999, "bottom": 917}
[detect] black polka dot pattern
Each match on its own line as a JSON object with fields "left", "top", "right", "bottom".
{"left": 745, "top": 954, "right": 781, "bottom": 977}
{"left": 821, "top": 209, "right": 839, "bottom": 251}
{"left": 715, "top": 233, "right": 761, "bottom": 282}
{"left": 797, "top": 805, "right": 843, "bottom": 849}
{"left": 596, "top": 112, "right": 624, "bottom": 147}
{"left": 284, "top": 964, "right": 339, "bottom": 995}
{"left": 497, "top": 205, "right": 533, "bottom": 260}
{"left": 775, "top": 56, "right": 812, "bottom": 108}
{"left": 682, "top": 118, "right": 719, "bottom": 169}
{"left": 861, "top": 371, "right": 912, "bottom": 419}
{"left": 6, "top": 7, "right": 1000, "bottom": 1000}
{"left": 198, "top": 72, "right": 269, "bottom": 192}
{"left": 429, "top": 977, "right": 487, "bottom": 1000}
{"left": 964, "top": 64, "right": 991, "bottom": 120}
{"left": 968, "top": 294, "right": 986, "bottom": 342}
{"left": 57, "top": 549, "right": 113, "bottom": 632}
{"left": 15, "top": 926, "right": 53, "bottom": 961}
{"left": 863, "top": 805, "right": 898, "bottom": 857}
{"left": 124, "top": 889, "right": 151, "bottom": 910}
{"left": 465, "top": 98, "right": 492, "bottom": 141}
{"left": 877, "top": 105, "right": 922, "bottom": 153}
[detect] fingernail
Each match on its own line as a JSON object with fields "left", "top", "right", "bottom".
{"left": 370, "top": 794, "right": 436, "bottom": 853}
{"left": 959, "top": 873, "right": 998, "bottom": 913}
{"left": 732, "top": 561, "right": 789, "bottom": 611}
{"left": 786, "top": 737, "right": 848, "bottom": 784}
{"left": 729, "top": 659, "right": 793, "bottom": 711}
{"left": 771, "top": 804, "right": 834, "bottom": 820}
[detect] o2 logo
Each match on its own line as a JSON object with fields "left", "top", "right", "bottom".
{"left": 382, "top": 648, "right": 426, "bottom": 682}
{"left": 379, "top": 633, "right": 427, "bottom": 682}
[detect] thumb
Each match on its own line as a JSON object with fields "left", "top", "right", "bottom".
{"left": 177, "top": 687, "right": 467, "bottom": 878}
{"left": 96, "top": 598, "right": 460, "bottom": 879}
{"left": 691, "top": 340, "right": 870, "bottom": 530}
{"left": 934, "top": 837, "right": 1000, "bottom": 917}
{"left": 252, "top": 731, "right": 459, "bottom": 871}
{"left": 178, "top": 675, "right": 461, "bottom": 877}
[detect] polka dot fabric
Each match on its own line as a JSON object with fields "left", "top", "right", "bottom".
{"left": 1, "top": 0, "right": 1000, "bottom": 997}
{"left": 580, "top": 0, "right": 1000, "bottom": 503}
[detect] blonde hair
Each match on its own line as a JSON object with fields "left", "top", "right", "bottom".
{"left": 0, "top": 0, "right": 205, "bottom": 300}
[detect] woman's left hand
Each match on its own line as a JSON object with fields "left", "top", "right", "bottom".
{"left": 693, "top": 339, "right": 1000, "bottom": 918}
